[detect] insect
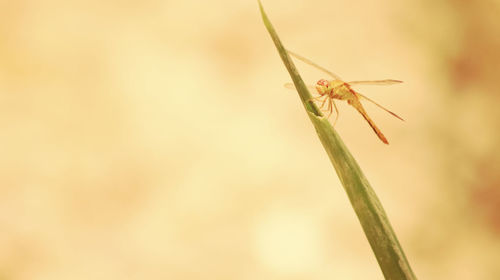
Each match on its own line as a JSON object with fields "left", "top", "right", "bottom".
{"left": 284, "top": 50, "right": 404, "bottom": 144}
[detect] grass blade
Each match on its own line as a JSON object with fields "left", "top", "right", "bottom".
{"left": 258, "top": 1, "right": 417, "bottom": 279}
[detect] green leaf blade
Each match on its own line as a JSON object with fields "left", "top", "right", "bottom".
{"left": 259, "top": 2, "right": 417, "bottom": 279}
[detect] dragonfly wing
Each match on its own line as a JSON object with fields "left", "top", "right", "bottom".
{"left": 357, "top": 93, "right": 405, "bottom": 121}
{"left": 284, "top": 82, "right": 317, "bottom": 93}
{"left": 348, "top": 79, "right": 403, "bottom": 86}
{"left": 287, "top": 50, "right": 343, "bottom": 80}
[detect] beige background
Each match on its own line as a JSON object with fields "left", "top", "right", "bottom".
{"left": 1, "top": 0, "right": 500, "bottom": 279}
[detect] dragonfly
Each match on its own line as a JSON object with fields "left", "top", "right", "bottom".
{"left": 284, "top": 50, "right": 404, "bottom": 144}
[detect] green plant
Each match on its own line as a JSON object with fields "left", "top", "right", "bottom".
{"left": 258, "top": 2, "right": 417, "bottom": 279}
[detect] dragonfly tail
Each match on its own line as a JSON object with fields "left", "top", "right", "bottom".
{"left": 352, "top": 101, "right": 389, "bottom": 144}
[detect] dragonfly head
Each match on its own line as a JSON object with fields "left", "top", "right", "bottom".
{"left": 315, "top": 79, "right": 330, "bottom": 95}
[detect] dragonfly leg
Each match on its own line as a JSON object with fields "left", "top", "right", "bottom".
{"left": 307, "top": 96, "right": 327, "bottom": 114}
{"left": 325, "top": 98, "right": 333, "bottom": 119}
{"left": 307, "top": 95, "right": 324, "bottom": 108}
{"left": 319, "top": 96, "right": 329, "bottom": 109}
{"left": 307, "top": 95, "right": 324, "bottom": 102}
{"left": 332, "top": 100, "right": 339, "bottom": 127}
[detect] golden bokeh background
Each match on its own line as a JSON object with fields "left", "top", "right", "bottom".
{"left": 1, "top": 0, "right": 500, "bottom": 279}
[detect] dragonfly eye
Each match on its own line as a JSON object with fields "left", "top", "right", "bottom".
{"left": 317, "top": 79, "right": 329, "bottom": 87}
{"left": 316, "top": 79, "right": 329, "bottom": 94}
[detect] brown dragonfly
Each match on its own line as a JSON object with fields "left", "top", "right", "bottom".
{"left": 285, "top": 50, "right": 404, "bottom": 144}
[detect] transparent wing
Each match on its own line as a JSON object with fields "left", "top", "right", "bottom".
{"left": 286, "top": 50, "right": 342, "bottom": 80}
{"left": 284, "top": 82, "right": 317, "bottom": 93}
{"left": 348, "top": 80, "right": 403, "bottom": 86}
{"left": 357, "top": 93, "right": 404, "bottom": 121}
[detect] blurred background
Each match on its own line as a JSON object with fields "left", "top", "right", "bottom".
{"left": 1, "top": 0, "right": 500, "bottom": 279}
